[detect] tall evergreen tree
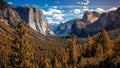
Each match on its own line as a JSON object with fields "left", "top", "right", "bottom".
{"left": 53, "top": 57, "right": 59, "bottom": 68}
{"left": 85, "top": 35, "right": 94, "bottom": 57}
{"left": 95, "top": 43, "right": 103, "bottom": 59}
{"left": 0, "top": 46, "right": 7, "bottom": 68}
{"left": 61, "top": 48, "right": 68, "bottom": 68}
{"left": 62, "top": 48, "right": 68, "bottom": 63}
{"left": 87, "top": 35, "right": 94, "bottom": 46}
{"left": 69, "top": 38, "right": 77, "bottom": 68}
{"left": 95, "top": 29, "right": 113, "bottom": 56}
{"left": 43, "top": 57, "right": 50, "bottom": 68}
{"left": 9, "top": 22, "right": 35, "bottom": 68}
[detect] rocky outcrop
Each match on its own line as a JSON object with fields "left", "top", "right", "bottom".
{"left": 71, "top": 11, "right": 100, "bottom": 37}
{"left": 13, "top": 6, "right": 54, "bottom": 35}
{"left": 55, "top": 7, "right": 120, "bottom": 37}
{"left": 49, "top": 23, "right": 59, "bottom": 31}
{"left": 71, "top": 19, "right": 86, "bottom": 37}
{"left": 0, "top": 0, "right": 54, "bottom": 35}
{"left": 54, "top": 11, "right": 101, "bottom": 36}
{"left": 54, "top": 20, "right": 75, "bottom": 35}
{"left": 82, "top": 11, "right": 100, "bottom": 24}
{"left": 0, "top": 0, "right": 22, "bottom": 26}
{"left": 84, "top": 7, "right": 120, "bottom": 36}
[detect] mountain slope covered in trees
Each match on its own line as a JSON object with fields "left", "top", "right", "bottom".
{"left": 0, "top": 0, "right": 120, "bottom": 68}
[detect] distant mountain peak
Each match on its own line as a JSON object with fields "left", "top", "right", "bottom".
{"left": 82, "top": 11, "right": 100, "bottom": 24}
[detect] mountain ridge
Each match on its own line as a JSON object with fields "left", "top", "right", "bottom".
{"left": 0, "top": 0, "right": 54, "bottom": 35}
{"left": 54, "top": 7, "right": 120, "bottom": 37}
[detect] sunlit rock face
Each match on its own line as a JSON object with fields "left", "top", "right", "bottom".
{"left": 62, "top": 8, "right": 120, "bottom": 37}
{"left": 84, "top": 7, "right": 120, "bottom": 36}
{"left": 13, "top": 6, "right": 54, "bottom": 35}
{"left": 0, "top": 1, "right": 54, "bottom": 35}
{"left": 82, "top": 11, "right": 100, "bottom": 24}
{"left": 0, "top": 0, "right": 22, "bottom": 26}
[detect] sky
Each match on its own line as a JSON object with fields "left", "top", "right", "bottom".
{"left": 4, "top": 0, "right": 120, "bottom": 24}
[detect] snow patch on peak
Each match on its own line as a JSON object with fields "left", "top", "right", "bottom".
{"left": 106, "top": 7, "right": 117, "bottom": 12}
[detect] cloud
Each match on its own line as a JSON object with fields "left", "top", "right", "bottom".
{"left": 106, "top": 7, "right": 117, "bottom": 12}
{"left": 46, "top": 17, "right": 52, "bottom": 20}
{"left": 74, "top": 9, "right": 81, "bottom": 14}
{"left": 52, "top": 14, "right": 65, "bottom": 20}
{"left": 7, "top": 2, "right": 13, "bottom": 4}
{"left": 82, "top": 6, "right": 89, "bottom": 11}
{"left": 52, "top": 6, "right": 58, "bottom": 9}
{"left": 46, "top": 17, "right": 60, "bottom": 24}
{"left": 95, "top": 8, "right": 105, "bottom": 13}
{"left": 42, "top": 8, "right": 62, "bottom": 16}
{"left": 81, "top": 0, "right": 90, "bottom": 6}
{"left": 42, "top": 8, "right": 65, "bottom": 24}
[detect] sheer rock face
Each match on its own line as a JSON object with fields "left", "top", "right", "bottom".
{"left": 84, "top": 7, "right": 120, "bottom": 36}
{"left": 82, "top": 11, "right": 100, "bottom": 24}
{"left": 57, "top": 8, "right": 120, "bottom": 37}
{"left": 0, "top": 0, "right": 54, "bottom": 35}
{"left": 54, "top": 11, "right": 100, "bottom": 36}
{"left": 71, "top": 19, "right": 86, "bottom": 37}
{"left": 0, "top": 1, "right": 22, "bottom": 26}
{"left": 71, "top": 11, "right": 100, "bottom": 37}
{"left": 13, "top": 6, "right": 54, "bottom": 35}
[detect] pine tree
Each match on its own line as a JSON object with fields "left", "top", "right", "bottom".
{"left": 61, "top": 48, "right": 68, "bottom": 68}
{"left": 53, "top": 57, "right": 59, "bottom": 68}
{"left": 0, "top": 46, "right": 7, "bottom": 68}
{"left": 43, "top": 57, "right": 50, "bottom": 68}
{"left": 87, "top": 35, "right": 94, "bottom": 46}
{"left": 114, "top": 37, "right": 120, "bottom": 56}
{"left": 85, "top": 35, "right": 94, "bottom": 57}
{"left": 95, "top": 29, "right": 113, "bottom": 56}
{"left": 95, "top": 43, "right": 103, "bottom": 59}
{"left": 69, "top": 38, "right": 77, "bottom": 68}
{"left": 62, "top": 48, "right": 68, "bottom": 63}
{"left": 9, "top": 22, "right": 35, "bottom": 68}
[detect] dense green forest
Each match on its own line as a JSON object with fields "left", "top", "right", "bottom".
{"left": 0, "top": 23, "right": 120, "bottom": 68}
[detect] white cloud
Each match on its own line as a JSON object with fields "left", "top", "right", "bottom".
{"left": 52, "top": 14, "right": 65, "bottom": 20}
{"left": 82, "top": 6, "right": 89, "bottom": 11}
{"left": 81, "top": 0, "right": 90, "bottom": 5}
{"left": 7, "top": 2, "right": 13, "bottom": 4}
{"left": 95, "top": 8, "right": 105, "bottom": 14}
{"left": 46, "top": 18, "right": 60, "bottom": 24}
{"left": 106, "top": 7, "right": 117, "bottom": 12}
{"left": 42, "top": 8, "right": 62, "bottom": 16}
{"left": 50, "top": 8, "right": 62, "bottom": 14}
{"left": 52, "top": 6, "right": 58, "bottom": 9}
{"left": 74, "top": 9, "right": 81, "bottom": 14}
{"left": 42, "top": 8, "right": 65, "bottom": 24}
{"left": 46, "top": 17, "right": 52, "bottom": 20}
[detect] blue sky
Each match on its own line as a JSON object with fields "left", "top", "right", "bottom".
{"left": 4, "top": 0, "right": 120, "bottom": 24}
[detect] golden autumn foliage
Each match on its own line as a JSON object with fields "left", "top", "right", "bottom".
{"left": 0, "top": 20, "right": 120, "bottom": 68}
{"left": 9, "top": 22, "right": 35, "bottom": 68}
{"left": 69, "top": 38, "right": 78, "bottom": 67}
{"left": 43, "top": 57, "right": 51, "bottom": 68}
{"left": 95, "top": 29, "right": 113, "bottom": 57}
